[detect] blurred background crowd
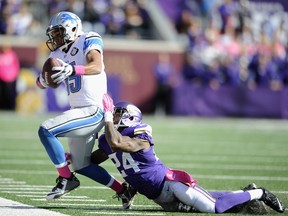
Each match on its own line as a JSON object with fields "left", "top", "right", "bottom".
{"left": 0, "top": 0, "right": 154, "bottom": 39}
{"left": 1, "top": 0, "right": 288, "bottom": 116}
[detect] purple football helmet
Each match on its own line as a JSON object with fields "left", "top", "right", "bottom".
{"left": 114, "top": 101, "right": 142, "bottom": 129}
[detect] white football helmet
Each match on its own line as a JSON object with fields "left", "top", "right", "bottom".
{"left": 114, "top": 102, "right": 142, "bottom": 129}
{"left": 46, "top": 11, "right": 83, "bottom": 51}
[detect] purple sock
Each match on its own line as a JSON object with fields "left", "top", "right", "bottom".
{"left": 215, "top": 192, "right": 251, "bottom": 213}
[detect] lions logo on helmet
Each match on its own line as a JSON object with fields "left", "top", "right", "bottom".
{"left": 46, "top": 11, "right": 83, "bottom": 51}
{"left": 114, "top": 102, "right": 142, "bottom": 129}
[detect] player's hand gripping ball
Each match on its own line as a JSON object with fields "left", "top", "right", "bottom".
{"left": 41, "top": 57, "right": 62, "bottom": 88}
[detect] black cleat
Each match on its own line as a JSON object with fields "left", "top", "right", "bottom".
{"left": 241, "top": 183, "right": 258, "bottom": 191}
{"left": 113, "top": 182, "right": 137, "bottom": 209}
{"left": 260, "top": 187, "right": 285, "bottom": 213}
{"left": 46, "top": 174, "right": 80, "bottom": 200}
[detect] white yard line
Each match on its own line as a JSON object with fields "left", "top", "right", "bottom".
{"left": 0, "top": 197, "right": 69, "bottom": 216}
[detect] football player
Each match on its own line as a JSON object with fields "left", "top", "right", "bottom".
{"left": 90, "top": 94, "right": 285, "bottom": 213}
{"left": 35, "top": 11, "right": 135, "bottom": 209}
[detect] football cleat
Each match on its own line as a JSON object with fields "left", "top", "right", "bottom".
{"left": 241, "top": 183, "right": 258, "bottom": 191}
{"left": 113, "top": 182, "right": 137, "bottom": 209}
{"left": 259, "top": 187, "right": 285, "bottom": 213}
{"left": 46, "top": 174, "right": 80, "bottom": 200}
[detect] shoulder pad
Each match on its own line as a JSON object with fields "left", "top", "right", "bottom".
{"left": 86, "top": 31, "right": 102, "bottom": 38}
{"left": 134, "top": 123, "right": 152, "bottom": 137}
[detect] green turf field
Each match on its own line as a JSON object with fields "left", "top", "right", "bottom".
{"left": 0, "top": 111, "right": 287, "bottom": 215}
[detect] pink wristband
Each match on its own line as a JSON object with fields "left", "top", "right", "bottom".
{"left": 74, "top": 65, "right": 85, "bottom": 75}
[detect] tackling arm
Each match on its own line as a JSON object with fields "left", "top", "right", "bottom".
{"left": 105, "top": 121, "right": 150, "bottom": 153}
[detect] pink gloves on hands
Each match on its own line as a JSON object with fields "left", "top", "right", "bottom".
{"left": 103, "top": 93, "right": 114, "bottom": 112}
{"left": 102, "top": 93, "right": 114, "bottom": 122}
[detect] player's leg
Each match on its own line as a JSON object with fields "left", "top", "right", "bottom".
{"left": 242, "top": 183, "right": 285, "bottom": 213}
{"left": 39, "top": 106, "right": 103, "bottom": 170}
{"left": 172, "top": 183, "right": 267, "bottom": 213}
{"left": 69, "top": 134, "right": 123, "bottom": 192}
{"left": 171, "top": 183, "right": 216, "bottom": 213}
{"left": 154, "top": 182, "right": 255, "bottom": 213}
{"left": 38, "top": 106, "right": 103, "bottom": 199}
{"left": 153, "top": 181, "right": 180, "bottom": 212}
{"left": 70, "top": 135, "right": 136, "bottom": 209}
{"left": 41, "top": 132, "right": 80, "bottom": 200}
{"left": 211, "top": 185, "right": 284, "bottom": 213}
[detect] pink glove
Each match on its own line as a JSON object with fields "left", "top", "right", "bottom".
{"left": 102, "top": 93, "right": 114, "bottom": 122}
{"left": 102, "top": 93, "right": 114, "bottom": 112}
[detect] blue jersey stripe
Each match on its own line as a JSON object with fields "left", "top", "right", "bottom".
{"left": 50, "top": 109, "right": 103, "bottom": 136}
{"left": 84, "top": 36, "right": 103, "bottom": 51}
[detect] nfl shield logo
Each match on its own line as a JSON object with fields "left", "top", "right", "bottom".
{"left": 71, "top": 47, "right": 79, "bottom": 56}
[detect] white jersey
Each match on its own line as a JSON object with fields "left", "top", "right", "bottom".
{"left": 49, "top": 32, "right": 107, "bottom": 109}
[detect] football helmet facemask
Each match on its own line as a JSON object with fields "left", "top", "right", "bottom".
{"left": 46, "top": 11, "right": 83, "bottom": 51}
{"left": 114, "top": 102, "right": 142, "bottom": 129}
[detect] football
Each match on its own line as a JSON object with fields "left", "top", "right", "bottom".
{"left": 42, "top": 57, "right": 62, "bottom": 88}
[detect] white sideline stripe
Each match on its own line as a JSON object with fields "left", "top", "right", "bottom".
{"left": 0, "top": 197, "right": 69, "bottom": 216}
{"left": 0, "top": 185, "right": 50, "bottom": 188}
{"left": 0, "top": 160, "right": 53, "bottom": 165}
{"left": 1, "top": 185, "right": 52, "bottom": 188}
{"left": 48, "top": 203, "right": 157, "bottom": 208}
{"left": 32, "top": 198, "right": 106, "bottom": 202}
{"left": 84, "top": 212, "right": 165, "bottom": 215}
{"left": 0, "top": 182, "right": 26, "bottom": 184}
{"left": 16, "top": 195, "right": 48, "bottom": 198}
{"left": 195, "top": 174, "right": 288, "bottom": 181}
{"left": 17, "top": 196, "right": 97, "bottom": 201}
{"left": 171, "top": 163, "right": 288, "bottom": 171}
{"left": 0, "top": 178, "right": 17, "bottom": 181}
{"left": 0, "top": 169, "right": 55, "bottom": 175}
{"left": 0, "top": 188, "right": 49, "bottom": 191}
{"left": 0, "top": 186, "right": 107, "bottom": 190}
{"left": 3, "top": 191, "right": 46, "bottom": 194}
{"left": 1, "top": 192, "right": 89, "bottom": 199}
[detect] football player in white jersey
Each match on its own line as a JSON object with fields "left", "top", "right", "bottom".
{"left": 36, "top": 11, "right": 135, "bottom": 208}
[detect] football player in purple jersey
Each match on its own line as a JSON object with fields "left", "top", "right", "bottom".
{"left": 90, "top": 93, "right": 285, "bottom": 213}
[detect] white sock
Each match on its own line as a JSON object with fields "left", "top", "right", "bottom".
{"left": 232, "top": 190, "right": 244, "bottom": 193}
{"left": 248, "top": 189, "right": 263, "bottom": 200}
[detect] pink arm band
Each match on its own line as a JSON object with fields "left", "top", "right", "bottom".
{"left": 74, "top": 65, "right": 85, "bottom": 75}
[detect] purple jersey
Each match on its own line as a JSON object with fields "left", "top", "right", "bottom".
{"left": 98, "top": 123, "right": 169, "bottom": 199}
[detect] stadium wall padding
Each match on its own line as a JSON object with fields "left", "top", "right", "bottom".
{"left": 171, "top": 83, "right": 288, "bottom": 118}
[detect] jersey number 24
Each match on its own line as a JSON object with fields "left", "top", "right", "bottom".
{"left": 109, "top": 152, "right": 140, "bottom": 177}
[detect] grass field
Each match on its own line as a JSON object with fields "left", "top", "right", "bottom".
{"left": 0, "top": 111, "right": 287, "bottom": 216}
